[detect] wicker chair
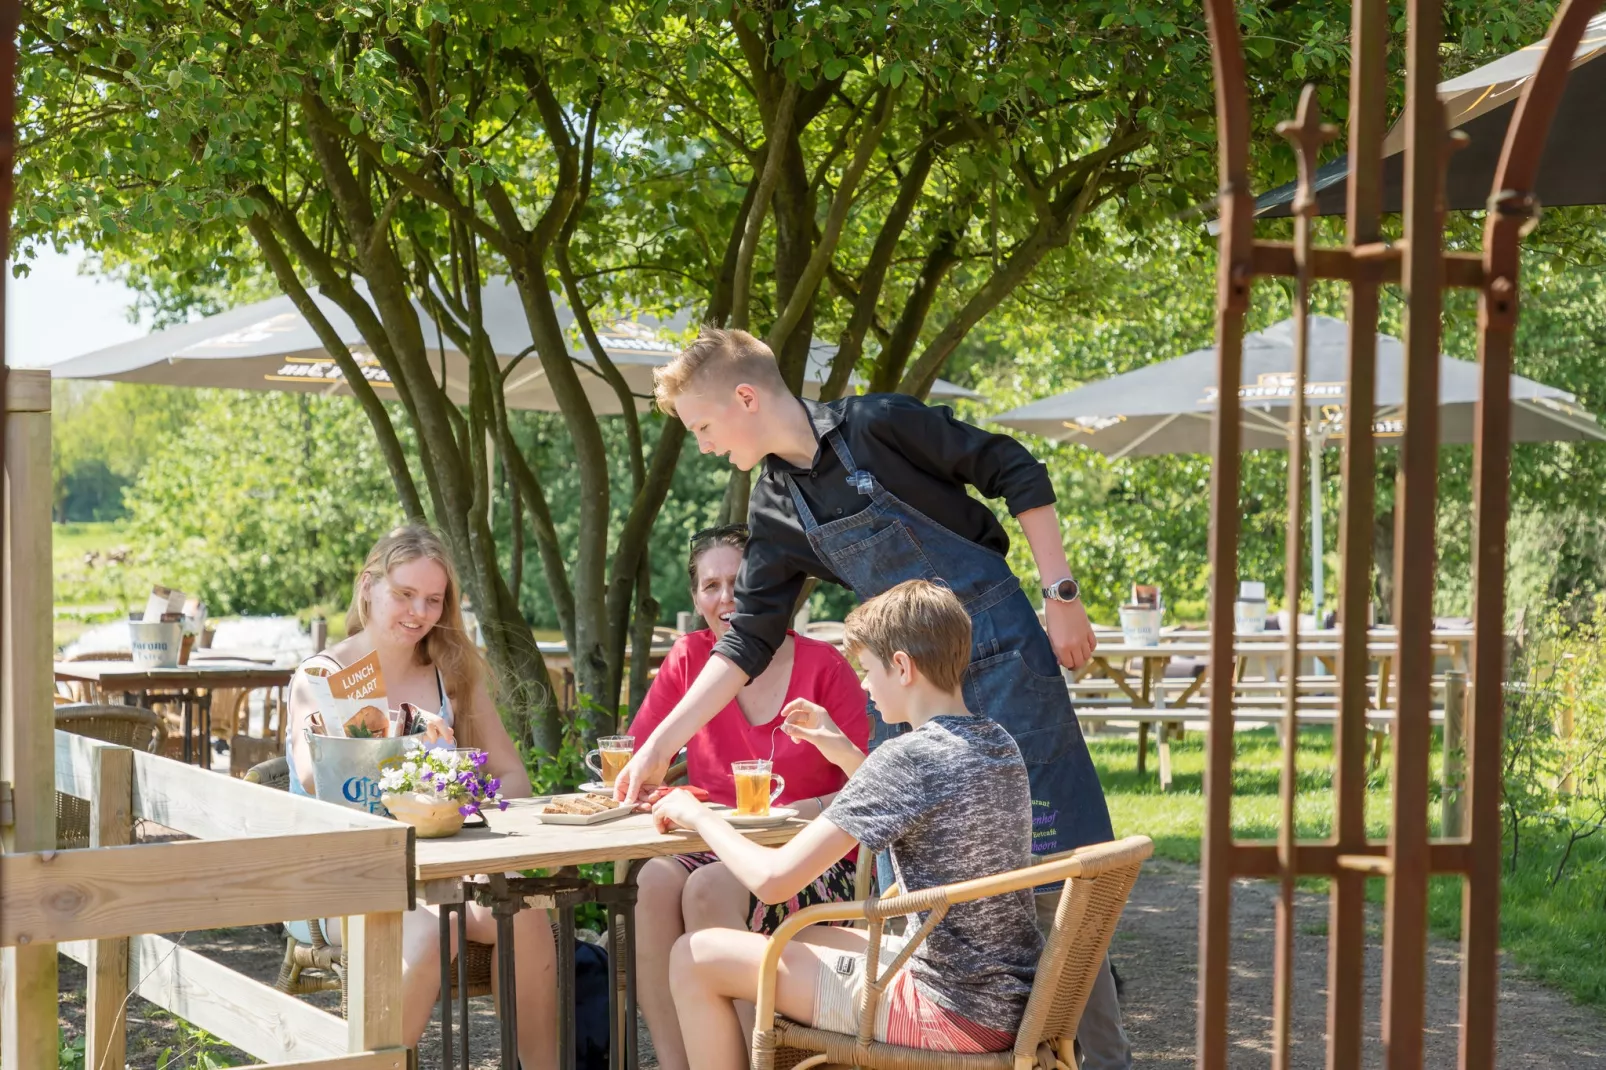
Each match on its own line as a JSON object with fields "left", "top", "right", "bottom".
{"left": 750, "top": 835, "right": 1153, "bottom": 1070}
{"left": 55, "top": 705, "right": 162, "bottom": 850}
{"left": 59, "top": 650, "right": 132, "bottom": 703}
{"left": 244, "top": 757, "right": 496, "bottom": 1003}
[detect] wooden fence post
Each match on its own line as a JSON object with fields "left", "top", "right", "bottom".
{"left": 1441, "top": 670, "right": 1467, "bottom": 838}
{"left": 344, "top": 912, "right": 405, "bottom": 1054}
{"left": 2, "top": 368, "right": 58, "bottom": 1070}
{"left": 87, "top": 745, "right": 134, "bottom": 1070}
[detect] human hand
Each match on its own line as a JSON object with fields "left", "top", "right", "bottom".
{"left": 780, "top": 698, "right": 847, "bottom": 751}
{"left": 1044, "top": 597, "right": 1098, "bottom": 670}
{"left": 417, "top": 712, "right": 455, "bottom": 746}
{"left": 613, "top": 742, "right": 671, "bottom": 804}
{"left": 651, "top": 788, "right": 708, "bottom": 834}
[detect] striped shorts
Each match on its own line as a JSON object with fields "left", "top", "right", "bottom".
{"left": 812, "top": 944, "right": 1014, "bottom": 1054}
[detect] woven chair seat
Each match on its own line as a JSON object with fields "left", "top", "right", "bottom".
{"left": 769, "top": 1019, "right": 1016, "bottom": 1069}
{"left": 751, "top": 836, "right": 1152, "bottom": 1070}
{"left": 54, "top": 704, "right": 162, "bottom": 851}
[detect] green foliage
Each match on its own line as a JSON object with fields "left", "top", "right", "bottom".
{"left": 123, "top": 391, "right": 404, "bottom": 615}
{"left": 154, "top": 1018, "right": 230, "bottom": 1070}
{"left": 58, "top": 1029, "right": 85, "bottom": 1070}
{"left": 52, "top": 381, "right": 197, "bottom": 522}
{"left": 1502, "top": 599, "right": 1606, "bottom": 887}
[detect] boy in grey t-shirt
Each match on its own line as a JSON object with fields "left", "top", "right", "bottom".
{"left": 650, "top": 580, "right": 1042, "bottom": 1068}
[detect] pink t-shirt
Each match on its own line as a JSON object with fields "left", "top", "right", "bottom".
{"left": 627, "top": 629, "right": 870, "bottom": 810}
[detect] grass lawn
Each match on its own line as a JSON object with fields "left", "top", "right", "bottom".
{"left": 1088, "top": 725, "right": 1606, "bottom": 1009}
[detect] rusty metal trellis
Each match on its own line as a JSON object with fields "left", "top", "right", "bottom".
{"left": 1196, "top": 2, "right": 1605, "bottom": 1070}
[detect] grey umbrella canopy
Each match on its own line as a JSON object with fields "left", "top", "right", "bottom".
{"left": 45, "top": 277, "right": 979, "bottom": 410}
{"left": 992, "top": 315, "right": 1604, "bottom": 458}
{"left": 1248, "top": 13, "right": 1606, "bottom": 220}
{"left": 993, "top": 314, "right": 1605, "bottom": 621}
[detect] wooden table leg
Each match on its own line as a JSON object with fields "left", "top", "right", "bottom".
{"left": 1158, "top": 723, "right": 1174, "bottom": 791}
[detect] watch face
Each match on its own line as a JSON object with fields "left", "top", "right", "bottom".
{"left": 1050, "top": 578, "right": 1079, "bottom": 601}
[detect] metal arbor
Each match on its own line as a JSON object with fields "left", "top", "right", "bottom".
{"left": 1197, "top": 2, "right": 1604, "bottom": 1070}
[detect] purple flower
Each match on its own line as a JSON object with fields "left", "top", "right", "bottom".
{"left": 471, "top": 750, "right": 489, "bottom": 767}
{"left": 458, "top": 802, "right": 479, "bottom": 817}
{"left": 486, "top": 777, "right": 501, "bottom": 794}
{"left": 496, "top": 798, "right": 509, "bottom": 811}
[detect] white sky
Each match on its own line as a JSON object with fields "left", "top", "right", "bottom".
{"left": 5, "top": 244, "right": 150, "bottom": 368}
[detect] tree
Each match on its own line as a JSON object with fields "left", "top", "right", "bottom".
{"left": 123, "top": 390, "right": 406, "bottom": 616}
{"left": 50, "top": 381, "right": 196, "bottom": 522}
{"left": 20, "top": 0, "right": 1557, "bottom": 747}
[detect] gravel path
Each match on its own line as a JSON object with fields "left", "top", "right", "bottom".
{"left": 56, "top": 859, "right": 1605, "bottom": 1068}
{"left": 1114, "top": 857, "right": 1606, "bottom": 1069}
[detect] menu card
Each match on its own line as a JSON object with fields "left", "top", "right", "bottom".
{"left": 304, "top": 650, "right": 395, "bottom": 737}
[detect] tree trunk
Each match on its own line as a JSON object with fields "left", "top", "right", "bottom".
{"left": 719, "top": 468, "right": 752, "bottom": 525}
{"left": 1373, "top": 504, "right": 1396, "bottom": 625}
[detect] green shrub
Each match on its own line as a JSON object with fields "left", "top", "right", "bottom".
{"left": 123, "top": 392, "right": 403, "bottom": 616}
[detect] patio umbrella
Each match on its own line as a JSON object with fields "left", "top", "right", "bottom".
{"left": 1247, "top": 12, "right": 1606, "bottom": 219}
{"left": 44, "top": 276, "right": 979, "bottom": 410}
{"left": 991, "top": 314, "right": 1606, "bottom": 619}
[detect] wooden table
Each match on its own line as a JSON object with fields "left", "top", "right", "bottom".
{"left": 1073, "top": 639, "right": 1453, "bottom": 789}
{"left": 413, "top": 798, "right": 807, "bottom": 1070}
{"left": 54, "top": 660, "right": 294, "bottom": 770}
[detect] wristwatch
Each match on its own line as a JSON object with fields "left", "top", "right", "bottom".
{"left": 1042, "top": 577, "right": 1081, "bottom": 604}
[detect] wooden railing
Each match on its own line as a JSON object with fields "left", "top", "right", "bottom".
{"left": 0, "top": 730, "right": 413, "bottom": 1070}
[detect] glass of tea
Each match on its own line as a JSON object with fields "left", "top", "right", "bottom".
{"left": 585, "top": 735, "right": 635, "bottom": 786}
{"left": 731, "top": 759, "right": 787, "bottom": 816}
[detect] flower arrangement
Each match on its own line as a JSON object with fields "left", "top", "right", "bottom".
{"left": 379, "top": 747, "right": 508, "bottom": 822}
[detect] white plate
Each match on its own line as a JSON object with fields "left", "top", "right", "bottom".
{"left": 535, "top": 795, "right": 635, "bottom": 826}
{"left": 719, "top": 807, "right": 799, "bottom": 829}
{"left": 577, "top": 781, "right": 616, "bottom": 794}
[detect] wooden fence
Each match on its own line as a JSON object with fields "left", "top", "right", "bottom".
{"left": 0, "top": 729, "right": 413, "bottom": 1069}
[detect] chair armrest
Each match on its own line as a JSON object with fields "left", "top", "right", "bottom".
{"left": 752, "top": 899, "right": 868, "bottom": 1038}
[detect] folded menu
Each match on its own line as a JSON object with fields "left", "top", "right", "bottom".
{"left": 304, "top": 650, "right": 394, "bottom": 737}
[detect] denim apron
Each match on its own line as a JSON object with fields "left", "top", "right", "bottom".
{"left": 780, "top": 429, "right": 1113, "bottom": 856}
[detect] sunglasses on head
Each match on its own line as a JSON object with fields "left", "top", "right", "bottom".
{"left": 689, "top": 523, "right": 749, "bottom": 547}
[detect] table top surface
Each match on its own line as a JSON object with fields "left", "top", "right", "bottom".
{"left": 53, "top": 659, "right": 296, "bottom": 685}
{"left": 412, "top": 797, "right": 805, "bottom": 881}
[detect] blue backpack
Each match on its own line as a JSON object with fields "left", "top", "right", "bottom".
{"left": 573, "top": 939, "right": 611, "bottom": 1070}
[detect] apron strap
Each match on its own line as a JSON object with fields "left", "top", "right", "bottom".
{"left": 780, "top": 470, "right": 821, "bottom": 532}
{"left": 826, "top": 426, "right": 858, "bottom": 473}
{"left": 826, "top": 427, "right": 875, "bottom": 495}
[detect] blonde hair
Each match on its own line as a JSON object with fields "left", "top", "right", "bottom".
{"left": 653, "top": 327, "right": 789, "bottom": 416}
{"left": 844, "top": 580, "right": 972, "bottom": 694}
{"left": 347, "top": 525, "right": 487, "bottom": 748}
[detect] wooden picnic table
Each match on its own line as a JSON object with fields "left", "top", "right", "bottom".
{"left": 54, "top": 660, "right": 294, "bottom": 769}
{"left": 413, "top": 798, "right": 807, "bottom": 1070}
{"left": 1096, "top": 625, "right": 1477, "bottom": 674}
{"left": 1073, "top": 639, "right": 1455, "bottom": 790}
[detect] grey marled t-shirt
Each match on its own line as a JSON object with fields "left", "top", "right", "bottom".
{"left": 824, "top": 713, "right": 1043, "bottom": 1033}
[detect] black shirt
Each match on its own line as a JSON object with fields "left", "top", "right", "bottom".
{"left": 713, "top": 394, "right": 1057, "bottom": 679}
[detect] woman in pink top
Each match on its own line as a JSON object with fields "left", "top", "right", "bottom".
{"left": 630, "top": 524, "right": 868, "bottom": 1070}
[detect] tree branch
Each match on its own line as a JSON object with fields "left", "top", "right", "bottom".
{"left": 731, "top": 79, "right": 798, "bottom": 331}
{"left": 767, "top": 83, "right": 896, "bottom": 357}
{"left": 244, "top": 206, "right": 424, "bottom": 521}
